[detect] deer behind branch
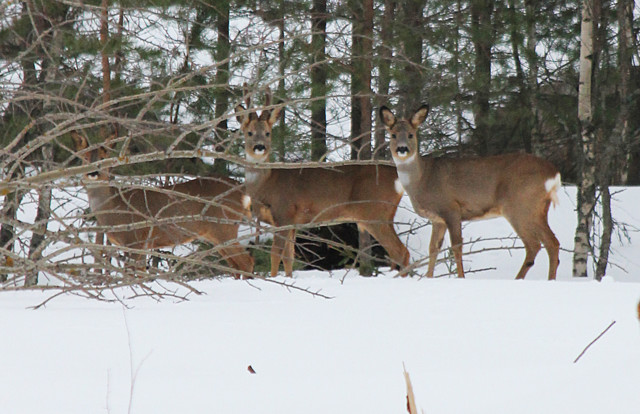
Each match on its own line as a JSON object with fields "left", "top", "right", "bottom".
{"left": 71, "top": 132, "right": 254, "bottom": 277}
{"left": 235, "top": 87, "right": 410, "bottom": 277}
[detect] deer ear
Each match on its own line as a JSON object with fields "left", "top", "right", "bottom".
{"left": 71, "top": 131, "right": 89, "bottom": 151}
{"left": 104, "top": 133, "right": 118, "bottom": 151}
{"left": 267, "top": 105, "right": 282, "bottom": 127}
{"left": 379, "top": 106, "right": 396, "bottom": 128}
{"left": 235, "top": 104, "right": 247, "bottom": 125}
{"left": 409, "top": 104, "right": 430, "bottom": 129}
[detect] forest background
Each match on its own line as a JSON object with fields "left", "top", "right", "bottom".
{"left": 0, "top": 0, "right": 638, "bottom": 293}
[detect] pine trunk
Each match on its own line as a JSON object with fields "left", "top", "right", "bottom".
{"left": 374, "top": 0, "right": 396, "bottom": 160}
{"left": 213, "top": 2, "right": 230, "bottom": 174}
{"left": 525, "top": 0, "right": 541, "bottom": 155}
{"left": 311, "top": 0, "right": 328, "bottom": 162}
{"left": 470, "top": 0, "right": 493, "bottom": 156}
{"left": 274, "top": 12, "right": 287, "bottom": 162}
{"left": 398, "top": 0, "right": 425, "bottom": 114}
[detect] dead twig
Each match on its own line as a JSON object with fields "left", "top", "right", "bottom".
{"left": 403, "top": 363, "right": 419, "bottom": 414}
{"left": 573, "top": 320, "right": 616, "bottom": 363}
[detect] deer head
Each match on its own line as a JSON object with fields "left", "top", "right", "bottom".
{"left": 235, "top": 85, "right": 282, "bottom": 163}
{"left": 70, "top": 131, "right": 117, "bottom": 181}
{"left": 379, "top": 105, "right": 429, "bottom": 164}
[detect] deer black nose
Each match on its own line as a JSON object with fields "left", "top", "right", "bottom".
{"left": 396, "top": 146, "right": 410, "bottom": 156}
{"left": 253, "top": 144, "right": 266, "bottom": 155}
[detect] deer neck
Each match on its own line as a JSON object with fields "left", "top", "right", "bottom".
{"left": 244, "top": 163, "right": 272, "bottom": 193}
{"left": 394, "top": 153, "right": 423, "bottom": 192}
{"left": 84, "top": 182, "right": 117, "bottom": 215}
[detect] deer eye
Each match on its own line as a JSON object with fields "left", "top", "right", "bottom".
{"left": 392, "top": 134, "right": 396, "bottom": 139}
{"left": 247, "top": 132, "right": 253, "bottom": 137}
{"left": 409, "top": 134, "right": 413, "bottom": 139}
{"left": 265, "top": 132, "right": 270, "bottom": 137}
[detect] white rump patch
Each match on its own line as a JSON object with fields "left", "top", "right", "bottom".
{"left": 242, "top": 195, "right": 251, "bottom": 210}
{"left": 545, "top": 173, "right": 561, "bottom": 193}
{"left": 394, "top": 178, "right": 404, "bottom": 195}
{"left": 545, "top": 173, "right": 561, "bottom": 208}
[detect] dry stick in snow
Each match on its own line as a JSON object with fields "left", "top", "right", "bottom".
{"left": 403, "top": 363, "right": 419, "bottom": 414}
{"left": 573, "top": 320, "right": 616, "bottom": 363}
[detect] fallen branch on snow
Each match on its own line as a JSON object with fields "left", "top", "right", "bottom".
{"left": 573, "top": 320, "right": 616, "bottom": 363}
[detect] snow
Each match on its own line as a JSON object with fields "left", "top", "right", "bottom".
{"left": 1, "top": 186, "right": 639, "bottom": 413}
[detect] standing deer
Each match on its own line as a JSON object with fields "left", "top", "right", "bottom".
{"left": 379, "top": 105, "right": 560, "bottom": 280}
{"left": 235, "top": 89, "right": 410, "bottom": 277}
{"left": 71, "top": 132, "right": 254, "bottom": 277}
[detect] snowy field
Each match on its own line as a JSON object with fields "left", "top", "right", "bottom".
{"left": 1, "top": 186, "right": 639, "bottom": 413}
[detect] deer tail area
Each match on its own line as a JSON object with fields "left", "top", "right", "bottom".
{"left": 545, "top": 172, "right": 562, "bottom": 208}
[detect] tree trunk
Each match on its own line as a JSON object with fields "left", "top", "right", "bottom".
{"left": 374, "top": 0, "right": 396, "bottom": 160}
{"left": 573, "top": 0, "right": 596, "bottom": 278}
{"left": 525, "top": 0, "right": 541, "bottom": 156}
{"left": 508, "top": 0, "right": 531, "bottom": 153}
{"left": 595, "top": 186, "right": 612, "bottom": 280}
{"left": 470, "top": 0, "right": 494, "bottom": 156}
{"left": 100, "top": 0, "right": 111, "bottom": 107}
{"left": 351, "top": 0, "right": 374, "bottom": 275}
{"left": 397, "top": 0, "right": 425, "bottom": 114}
{"left": 454, "top": 0, "right": 463, "bottom": 152}
{"left": 351, "top": 0, "right": 373, "bottom": 161}
{"left": 274, "top": 9, "right": 287, "bottom": 162}
{"left": 0, "top": 170, "right": 24, "bottom": 283}
{"left": 310, "top": 0, "right": 328, "bottom": 162}
{"left": 617, "top": 0, "right": 633, "bottom": 183}
{"left": 350, "top": 0, "right": 363, "bottom": 161}
{"left": 26, "top": 182, "right": 53, "bottom": 286}
{"left": 213, "top": 1, "right": 231, "bottom": 174}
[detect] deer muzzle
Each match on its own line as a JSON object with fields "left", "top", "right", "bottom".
{"left": 395, "top": 146, "right": 410, "bottom": 157}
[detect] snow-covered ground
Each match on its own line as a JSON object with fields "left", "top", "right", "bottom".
{"left": 1, "top": 186, "right": 639, "bottom": 413}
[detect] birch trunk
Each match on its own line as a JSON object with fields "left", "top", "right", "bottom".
{"left": 573, "top": 0, "right": 596, "bottom": 277}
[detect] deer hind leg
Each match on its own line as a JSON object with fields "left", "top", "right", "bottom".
{"left": 203, "top": 225, "right": 254, "bottom": 279}
{"left": 426, "top": 221, "right": 447, "bottom": 278}
{"left": 358, "top": 222, "right": 410, "bottom": 275}
{"left": 538, "top": 220, "right": 559, "bottom": 281}
{"left": 507, "top": 215, "right": 542, "bottom": 280}
{"left": 514, "top": 234, "right": 541, "bottom": 280}
{"left": 123, "top": 251, "right": 148, "bottom": 278}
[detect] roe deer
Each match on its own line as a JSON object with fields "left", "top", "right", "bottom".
{"left": 71, "top": 132, "right": 254, "bottom": 277}
{"left": 379, "top": 105, "right": 560, "bottom": 280}
{"left": 235, "top": 89, "right": 410, "bottom": 277}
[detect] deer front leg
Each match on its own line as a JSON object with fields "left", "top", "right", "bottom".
{"left": 427, "top": 221, "right": 447, "bottom": 278}
{"left": 444, "top": 216, "right": 465, "bottom": 278}
{"left": 282, "top": 229, "right": 296, "bottom": 277}
{"left": 219, "top": 244, "right": 255, "bottom": 279}
{"left": 270, "top": 229, "right": 288, "bottom": 277}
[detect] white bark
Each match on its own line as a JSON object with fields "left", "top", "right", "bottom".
{"left": 573, "top": 0, "right": 596, "bottom": 277}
